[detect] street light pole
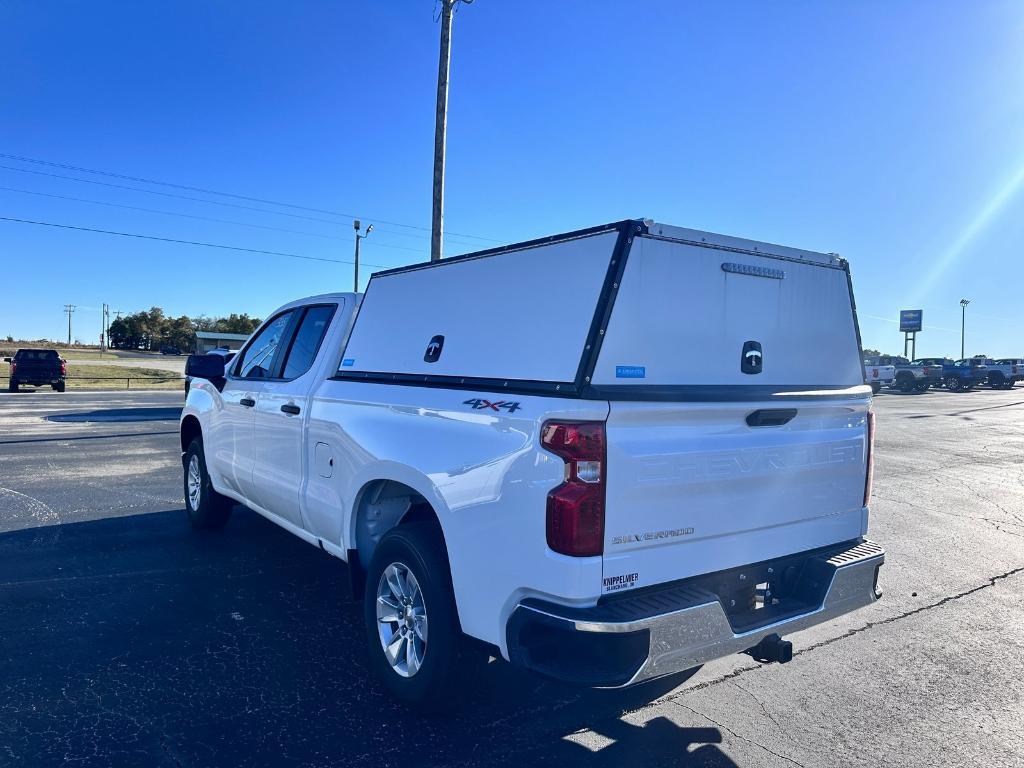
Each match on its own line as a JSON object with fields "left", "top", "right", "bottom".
{"left": 353, "top": 220, "right": 373, "bottom": 292}
{"left": 960, "top": 298, "right": 970, "bottom": 359}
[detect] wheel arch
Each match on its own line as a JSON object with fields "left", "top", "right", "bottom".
{"left": 180, "top": 414, "right": 202, "bottom": 455}
{"left": 348, "top": 474, "right": 450, "bottom": 574}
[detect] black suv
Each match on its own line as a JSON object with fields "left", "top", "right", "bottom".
{"left": 5, "top": 349, "right": 67, "bottom": 392}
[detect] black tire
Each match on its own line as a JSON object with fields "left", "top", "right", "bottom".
{"left": 183, "top": 437, "right": 232, "bottom": 529}
{"left": 1005, "top": 381, "right": 1016, "bottom": 390}
{"left": 53, "top": 381, "right": 66, "bottom": 392}
{"left": 870, "top": 382, "right": 881, "bottom": 395}
{"left": 914, "top": 381, "right": 931, "bottom": 393}
{"left": 988, "top": 374, "right": 1004, "bottom": 390}
{"left": 7, "top": 380, "right": 16, "bottom": 393}
{"left": 363, "top": 521, "right": 468, "bottom": 711}
{"left": 946, "top": 375, "right": 963, "bottom": 392}
{"left": 897, "top": 376, "right": 914, "bottom": 394}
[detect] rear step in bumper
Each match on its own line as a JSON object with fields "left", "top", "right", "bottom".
{"left": 507, "top": 539, "right": 884, "bottom": 688}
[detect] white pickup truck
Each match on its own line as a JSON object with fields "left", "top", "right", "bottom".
{"left": 181, "top": 219, "right": 883, "bottom": 707}
{"left": 862, "top": 356, "right": 896, "bottom": 394}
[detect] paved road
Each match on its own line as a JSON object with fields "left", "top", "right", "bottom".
{"left": 0, "top": 388, "right": 1022, "bottom": 767}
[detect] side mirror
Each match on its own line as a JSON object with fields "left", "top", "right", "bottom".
{"left": 185, "top": 354, "right": 226, "bottom": 380}
{"left": 3, "top": 357, "right": 11, "bottom": 363}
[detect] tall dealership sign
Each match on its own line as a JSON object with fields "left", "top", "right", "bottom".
{"left": 900, "top": 309, "right": 922, "bottom": 358}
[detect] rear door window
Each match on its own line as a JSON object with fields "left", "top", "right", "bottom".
{"left": 234, "top": 312, "right": 294, "bottom": 379}
{"left": 281, "top": 305, "right": 337, "bottom": 379}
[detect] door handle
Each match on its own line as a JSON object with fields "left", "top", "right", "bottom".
{"left": 746, "top": 408, "right": 797, "bottom": 427}
{"left": 240, "top": 398, "right": 256, "bottom": 408}
{"left": 280, "top": 404, "right": 301, "bottom": 415}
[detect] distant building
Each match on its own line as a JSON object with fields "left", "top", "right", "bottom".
{"left": 194, "top": 331, "right": 250, "bottom": 354}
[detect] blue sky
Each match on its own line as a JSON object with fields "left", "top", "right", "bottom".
{"left": 1, "top": 1, "right": 1023, "bottom": 356}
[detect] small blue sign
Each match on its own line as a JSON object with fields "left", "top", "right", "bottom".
{"left": 342, "top": 358, "right": 355, "bottom": 367}
{"left": 615, "top": 365, "right": 646, "bottom": 379}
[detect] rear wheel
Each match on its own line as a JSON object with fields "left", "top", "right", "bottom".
{"left": 870, "top": 382, "right": 881, "bottom": 395}
{"left": 946, "top": 375, "right": 963, "bottom": 392}
{"left": 364, "top": 522, "right": 468, "bottom": 710}
{"left": 53, "top": 381, "right": 66, "bottom": 392}
{"left": 7, "top": 380, "right": 16, "bottom": 392}
{"left": 897, "top": 376, "right": 915, "bottom": 393}
{"left": 987, "top": 374, "right": 1004, "bottom": 389}
{"left": 183, "top": 438, "right": 232, "bottom": 529}
{"left": 913, "top": 381, "right": 931, "bottom": 393}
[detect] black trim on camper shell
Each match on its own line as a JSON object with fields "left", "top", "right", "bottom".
{"left": 368, "top": 220, "right": 638, "bottom": 279}
{"left": 841, "top": 258, "right": 869, "bottom": 386}
{"left": 331, "top": 219, "right": 870, "bottom": 402}
{"left": 330, "top": 370, "right": 577, "bottom": 397}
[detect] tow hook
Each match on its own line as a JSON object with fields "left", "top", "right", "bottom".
{"left": 745, "top": 633, "right": 793, "bottom": 664}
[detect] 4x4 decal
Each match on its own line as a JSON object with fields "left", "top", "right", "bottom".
{"left": 463, "top": 398, "right": 522, "bottom": 413}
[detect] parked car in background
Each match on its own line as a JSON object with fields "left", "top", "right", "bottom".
{"left": 951, "top": 358, "right": 990, "bottom": 391}
{"left": 970, "top": 356, "right": 1021, "bottom": 389}
{"left": 183, "top": 347, "right": 236, "bottom": 396}
{"left": 160, "top": 345, "right": 183, "bottom": 356}
{"left": 863, "top": 355, "right": 896, "bottom": 394}
{"left": 913, "top": 357, "right": 986, "bottom": 392}
{"left": 180, "top": 219, "right": 883, "bottom": 708}
{"left": 4, "top": 348, "right": 66, "bottom": 392}
{"left": 881, "top": 356, "right": 940, "bottom": 393}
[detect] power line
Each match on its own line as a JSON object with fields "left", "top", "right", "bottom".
{"left": 0, "top": 185, "right": 430, "bottom": 255}
{"left": 0, "top": 164, "right": 359, "bottom": 226}
{"left": 0, "top": 215, "right": 392, "bottom": 268}
{"left": 0, "top": 152, "right": 501, "bottom": 242}
{"left": 0, "top": 164, "right": 482, "bottom": 249}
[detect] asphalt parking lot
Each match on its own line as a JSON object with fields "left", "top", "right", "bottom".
{"left": 1, "top": 388, "right": 1023, "bottom": 767}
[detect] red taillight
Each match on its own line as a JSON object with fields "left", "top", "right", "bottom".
{"left": 9, "top": 362, "right": 16, "bottom": 376}
{"left": 864, "top": 410, "right": 876, "bottom": 507}
{"left": 541, "top": 421, "right": 606, "bottom": 557}
{"left": 60, "top": 360, "right": 67, "bottom": 376}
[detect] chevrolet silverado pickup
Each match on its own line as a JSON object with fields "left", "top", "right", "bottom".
{"left": 914, "top": 357, "right": 986, "bottom": 392}
{"left": 871, "top": 356, "right": 938, "bottom": 394}
{"left": 4, "top": 348, "right": 66, "bottom": 392}
{"left": 984, "top": 358, "right": 1024, "bottom": 389}
{"left": 862, "top": 356, "right": 895, "bottom": 394}
{"left": 180, "top": 219, "right": 884, "bottom": 707}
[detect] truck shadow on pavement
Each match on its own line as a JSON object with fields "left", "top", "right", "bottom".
{"left": 0, "top": 507, "right": 738, "bottom": 768}
{"left": 45, "top": 406, "right": 183, "bottom": 423}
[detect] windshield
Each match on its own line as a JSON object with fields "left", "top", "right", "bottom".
{"left": 14, "top": 350, "right": 59, "bottom": 361}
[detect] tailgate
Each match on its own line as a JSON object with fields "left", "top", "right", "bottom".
{"left": 601, "top": 400, "right": 869, "bottom": 594}
{"left": 591, "top": 233, "right": 869, "bottom": 594}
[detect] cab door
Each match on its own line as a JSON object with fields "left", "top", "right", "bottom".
{"left": 207, "top": 310, "right": 297, "bottom": 499}
{"left": 250, "top": 303, "right": 339, "bottom": 527}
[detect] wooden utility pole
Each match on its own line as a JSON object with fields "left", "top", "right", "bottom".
{"left": 431, "top": 0, "right": 461, "bottom": 262}
{"left": 63, "top": 304, "right": 76, "bottom": 346}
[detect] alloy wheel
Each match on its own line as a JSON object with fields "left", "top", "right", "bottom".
{"left": 376, "top": 562, "right": 428, "bottom": 677}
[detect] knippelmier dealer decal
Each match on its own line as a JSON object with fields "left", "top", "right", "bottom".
{"left": 603, "top": 572, "right": 640, "bottom": 592}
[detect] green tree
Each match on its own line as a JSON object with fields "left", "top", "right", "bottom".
{"left": 213, "top": 313, "right": 261, "bottom": 334}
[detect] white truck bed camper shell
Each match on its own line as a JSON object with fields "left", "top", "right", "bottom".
{"left": 182, "top": 219, "right": 882, "bottom": 707}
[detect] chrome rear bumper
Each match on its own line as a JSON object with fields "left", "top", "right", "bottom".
{"left": 507, "top": 539, "right": 884, "bottom": 687}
